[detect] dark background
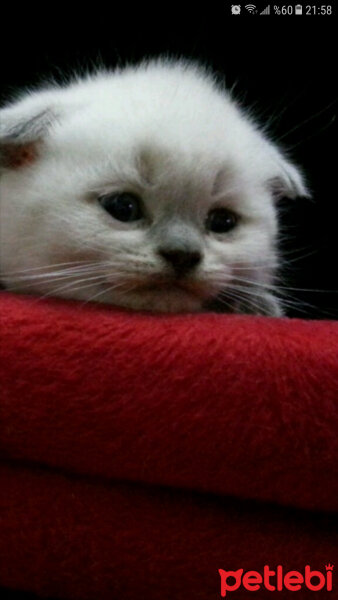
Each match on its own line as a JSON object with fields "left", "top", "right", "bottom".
{"left": 1, "top": 6, "right": 337, "bottom": 319}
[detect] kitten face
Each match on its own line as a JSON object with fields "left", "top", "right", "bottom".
{"left": 0, "top": 59, "right": 308, "bottom": 314}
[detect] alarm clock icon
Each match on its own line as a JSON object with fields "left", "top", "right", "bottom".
{"left": 231, "top": 5, "right": 241, "bottom": 14}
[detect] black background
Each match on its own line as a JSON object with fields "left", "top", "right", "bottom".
{"left": 1, "top": 6, "right": 337, "bottom": 319}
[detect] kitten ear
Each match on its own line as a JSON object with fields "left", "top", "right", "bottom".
{"left": 269, "top": 154, "right": 310, "bottom": 200}
{"left": 0, "top": 104, "right": 55, "bottom": 170}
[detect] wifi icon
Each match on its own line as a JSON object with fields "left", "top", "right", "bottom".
{"left": 245, "top": 4, "right": 257, "bottom": 12}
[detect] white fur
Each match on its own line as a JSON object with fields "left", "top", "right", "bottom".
{"left": 0, "top": 58, "right": 308, "bottom": 314}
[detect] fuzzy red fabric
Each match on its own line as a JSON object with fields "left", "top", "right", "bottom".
{"left": 0, "top": 291, "right": 337, "bottom": 599}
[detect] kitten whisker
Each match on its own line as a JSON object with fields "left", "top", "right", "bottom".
{"left": 277, "top": 96, "right": 338, "bottom": 142}
{"left": 31, "top": 274, "right": 109, "bottom": 299}
{"left": 227, "top": 282, "right": 334, "bottom": 317}
{"left": 81, "top": 281, "right": 140, "bottom": 306}
{"left": 0, "top": 260, "right": 108, "bottom": 277}
{"left": 6, "top": 268, "right": 108, "bottom": 283}
{"left": 231, "top": 288, "right": 270, "bottom": 313}
{"left": 232, "top": 275, "right": 338, "bottom": 295}
{"left": 218, "top": 288, "right": 265, "bottom": 315}
{"left": 27, "top": 279, "right": 106, "bottom": 305}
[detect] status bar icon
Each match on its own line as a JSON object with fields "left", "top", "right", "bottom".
{"left": 231, "top": 5, "right": 241, "bottom": 14}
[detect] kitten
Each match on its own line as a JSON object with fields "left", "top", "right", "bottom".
{"left": 0, "top": 58, "right": 308, "bottom": 315}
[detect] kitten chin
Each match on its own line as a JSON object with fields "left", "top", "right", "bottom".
{"left": 107, "top": 288, "right": 204, "bottom": 313}
{"left": 89, "top": 277, "right": 211, "bottom": 313}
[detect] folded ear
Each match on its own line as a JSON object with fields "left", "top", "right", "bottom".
{"left": 0, "top": 103, "right": 55, "bottom": 170}
{"left": 269, "top": 153, "right": 311, "bottom": 200}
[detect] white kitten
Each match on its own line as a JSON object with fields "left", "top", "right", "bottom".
{"left": 0, "top": 58, "right": 308, "bottom": 315}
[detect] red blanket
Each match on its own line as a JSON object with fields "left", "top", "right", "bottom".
{"left": 0, "top": 292, "right": 337, "bottom": 599}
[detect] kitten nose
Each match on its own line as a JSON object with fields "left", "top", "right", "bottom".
{"left": 159, "top": 248, "right": 202, "bottom": 275}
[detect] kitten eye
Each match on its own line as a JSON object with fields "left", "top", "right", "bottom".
{"left": 206, "top": 208, "right": 237, "bottom": 234}
{"left": 98, "top": 192, "right": 143, "bottom": 222}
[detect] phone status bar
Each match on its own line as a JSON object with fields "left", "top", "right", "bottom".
{"left": 230, "top": 4, "right": 334, "bottom": 15}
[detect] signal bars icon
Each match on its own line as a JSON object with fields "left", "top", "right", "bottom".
{"left": 260, "top": 4, "right": 270, "bottom": 13}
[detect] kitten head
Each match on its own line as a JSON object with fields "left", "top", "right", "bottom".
{"left": 0, "top": 59, "right": 308, "bottom": 314}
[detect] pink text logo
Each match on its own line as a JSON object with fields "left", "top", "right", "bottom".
{"left": 219, "top": 564, "right": 333, "bottom": 596}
